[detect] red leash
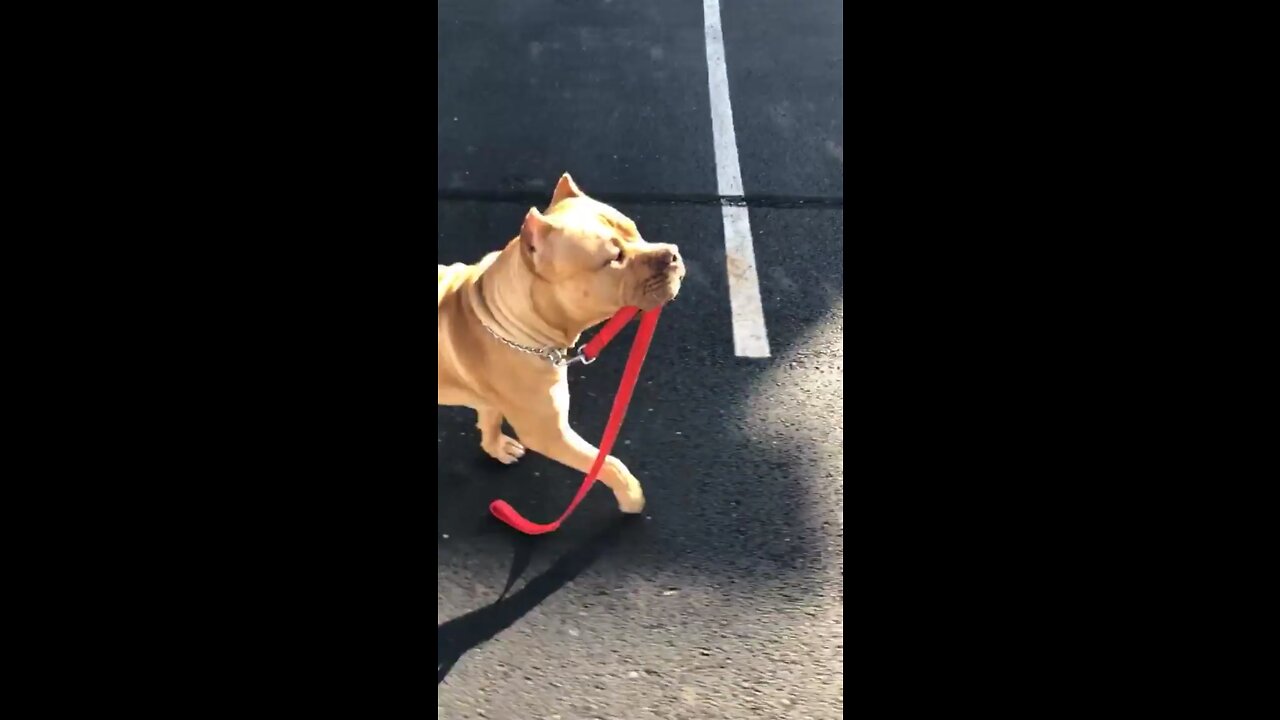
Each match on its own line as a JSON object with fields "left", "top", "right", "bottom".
{"left": 489, "top": 306, "right": 662, "bottom": 535}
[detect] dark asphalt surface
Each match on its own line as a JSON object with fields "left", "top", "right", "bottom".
{"left": 438, "top": 2, "right": 843, "bottom": 718}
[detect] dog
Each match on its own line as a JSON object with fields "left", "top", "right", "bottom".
{"left": 438, "top": 173, "right": 685, "bottom": 513}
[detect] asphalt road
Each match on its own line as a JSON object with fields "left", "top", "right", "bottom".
{"left": 438, "top": 2, "right": 843, "bottom": 717}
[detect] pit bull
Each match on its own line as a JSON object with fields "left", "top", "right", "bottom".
{"left": 437, "top": 173, "right": 685, "bottom": 513}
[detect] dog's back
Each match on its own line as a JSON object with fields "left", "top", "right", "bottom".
{"left": 438, "top": 262, "right": 468, "bottom": 308}
{"left": 437, "top": 251, "right": 502, "bottom": 309}
{"left": 437, "top": 251, "right": 505, "bottom": 407}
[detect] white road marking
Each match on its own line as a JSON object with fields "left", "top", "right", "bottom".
{"left": 702, "top": 0, "right": 771, "bottom": 358}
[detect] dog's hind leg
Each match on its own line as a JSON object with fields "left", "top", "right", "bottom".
{"left": 477, "top": 408, "right": 526, "bottom": 465}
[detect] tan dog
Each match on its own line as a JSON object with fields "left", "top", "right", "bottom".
{"left": 438, "top": 173, "right": 685, "bottom": 513}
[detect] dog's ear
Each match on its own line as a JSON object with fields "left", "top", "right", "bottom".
{"left": 520, "top": 207, "right": 553, "bottom": 257}
{"left": 549, "top": 172, "right": 585, "bottom": 208}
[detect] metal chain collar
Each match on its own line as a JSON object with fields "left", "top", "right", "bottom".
{"left": 481, "top": 322, "right": 594, "bottom": 367}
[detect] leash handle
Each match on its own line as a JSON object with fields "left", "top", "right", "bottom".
{"left": 490, "top": 306, "right": 661, "bottom": 535}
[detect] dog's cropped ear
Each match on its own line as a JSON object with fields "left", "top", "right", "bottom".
{"left": 520, "top": 207, "right": 553, "bottom": 257}
{"left": 549, "top": 172, "right": 585, "bottom": 208}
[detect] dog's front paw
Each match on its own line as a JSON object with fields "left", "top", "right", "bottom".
{"left": 483, "top": 435, "right": 526, "bottom": 465}
{"left": 616, "top": 487, "right": 646, "bottom": 514}
{"left": 601, "top": 457, "right": 646, "bottom": 513}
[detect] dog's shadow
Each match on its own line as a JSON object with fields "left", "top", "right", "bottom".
{"left": 437, "top": 519, "right": 629, "bottom": 684}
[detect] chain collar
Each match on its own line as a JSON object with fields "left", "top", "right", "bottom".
{"left": 481, "top": 322, "right": 595, "bottom": 367}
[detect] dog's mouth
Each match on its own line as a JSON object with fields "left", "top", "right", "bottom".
{"left": 637, "top": 268, "right": 684, "bottom": 309}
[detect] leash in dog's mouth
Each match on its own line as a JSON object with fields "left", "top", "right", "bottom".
{"left": 489, "top": 305, "right": 660, "bottom": 535}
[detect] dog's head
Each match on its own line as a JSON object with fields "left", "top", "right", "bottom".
{"left": 519, "top": 173, "right": 685, "bottom": 326}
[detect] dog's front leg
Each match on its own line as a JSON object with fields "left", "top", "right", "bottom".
{"left": 508, "top": 409, "right": 646, "bottom": 514}
{"left": 476, "top": 408, "right": 526, "bottom": 464}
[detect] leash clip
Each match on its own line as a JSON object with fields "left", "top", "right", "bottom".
{"left": 557, "top": 349, "right": 597, "bottom": 367}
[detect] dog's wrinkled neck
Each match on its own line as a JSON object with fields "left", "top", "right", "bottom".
{"left": 471, "top": 239, "right": 581, "bottom": 350}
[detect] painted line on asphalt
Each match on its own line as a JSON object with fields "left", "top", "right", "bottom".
{"left": 703, "top": 0, "right": 771, "bottom": 358}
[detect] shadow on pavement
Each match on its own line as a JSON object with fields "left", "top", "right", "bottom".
{"left": 437, "top": 519, "right": 632, "bottom": 685}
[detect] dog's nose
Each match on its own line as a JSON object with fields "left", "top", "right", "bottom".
{"left": 654, "top": 247, "right": 681, "bottom": 269}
